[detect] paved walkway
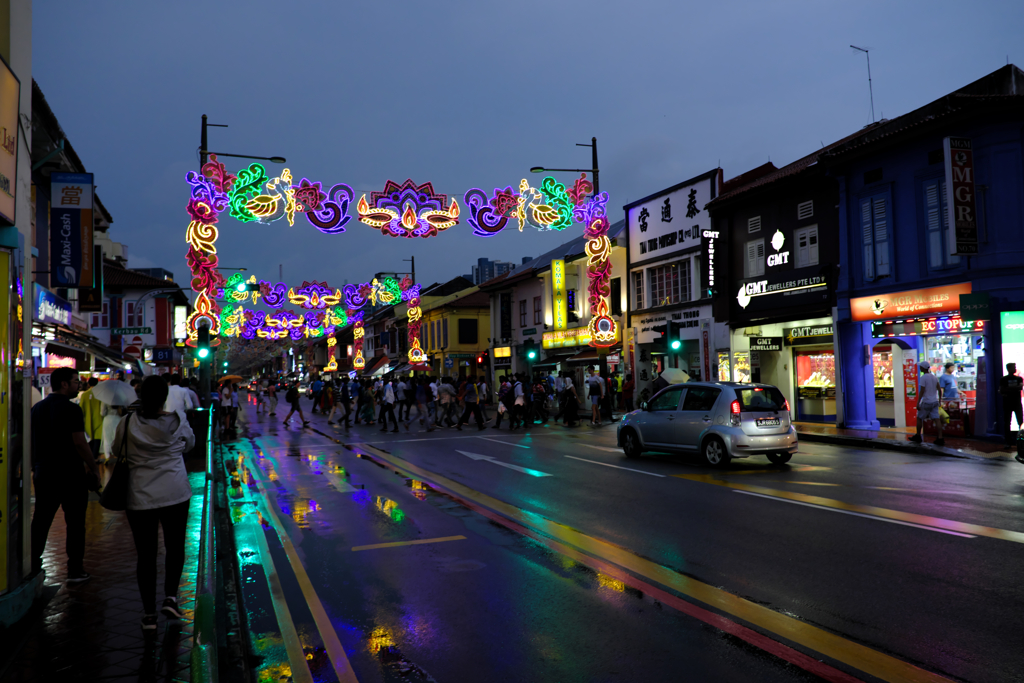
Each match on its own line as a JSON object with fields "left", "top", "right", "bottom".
{"left": 795, "top": 421, "right": 1018, "bottom": 460}
{"left": 0, "top": 471, "right": 206, "bottom": 683}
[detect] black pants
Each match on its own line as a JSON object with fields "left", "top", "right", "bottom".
{"left": 379, "top": 403, "right": 397, "bottom": 429}
{"left": 126, "top": 501, "right": 190, "bottom": 614}
{"left": 31, "top": 476, "right": 89, "bottom": 574}
{"left": 458, "top": 402, "right": 484, "bottom": 428}
{"left": 534, "top": 399, "right": 549, "bottom": 423}
{"left": 311, "top": 391, "right": 322, "bottom": 413}
{"left": 1004, "top": 401, "right": 1023, "bottom": 442}
{"left": 441, "top": 402, "right": 458, "bottom": 426}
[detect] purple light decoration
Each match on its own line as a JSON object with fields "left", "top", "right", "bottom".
{"left": 464, "top": 187, "right": 513, "bottom": 237}
{"left": 359, "top": 179, "right": 459, "bottom": 239}
{"left": 185, "top": 171, "right": 229, "bottom": 213}
{"left": 343, "top": 283, "right": 369, "bottom": 310}
{"left": 260, "top": 281, "right": 288, "bottom": 309}
{"left": 304, "top": 182, "right": 354, "bottom": 235}
{"left": 400, "top": 284, "right": 421, "bottom": 302}
{"left": 574, "top": 191, "right": 609, "bottom": 228}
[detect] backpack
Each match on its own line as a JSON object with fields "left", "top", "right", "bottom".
{"left": 286, "top": 387, "right": 298, "bottom": 403}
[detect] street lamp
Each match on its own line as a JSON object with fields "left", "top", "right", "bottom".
{"left": 529, "top": 137, "right": 600, "bottom": 193}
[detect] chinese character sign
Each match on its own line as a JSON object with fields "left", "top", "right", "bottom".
{"left": 49, "top": 173, "right": 94, "bottom": 288}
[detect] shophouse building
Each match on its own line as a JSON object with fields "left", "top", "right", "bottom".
{"left": 625, "top": 170, "right": 728, "bottom": 400}
{"left": 822, "top": 64, "right": 1024, "bottom": 436}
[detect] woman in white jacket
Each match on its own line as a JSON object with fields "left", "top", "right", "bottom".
{"left": 112, "top": 375, "right": 195, "bottom": 631}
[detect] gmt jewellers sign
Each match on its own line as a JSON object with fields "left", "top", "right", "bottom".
{"left": 735, "top": 269, "right": 828, "bottom": 315}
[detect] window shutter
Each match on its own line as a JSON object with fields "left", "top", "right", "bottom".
{"left": 861, "top": 198, "right": 874, "bottom": 279}
{"left": 797, "top": 200, "right": 814, "bottom": 220}
{"left": 873, "top": 198, "right": 889, "bottom": 277}
{"left": 925, "top": 180, "right": 942, "bottom": 269}
{"left": 808, "top": 227, "right": 818, "bottom": 265}
{"left": 747, "top": 216, "right": 761, "bottom": 233}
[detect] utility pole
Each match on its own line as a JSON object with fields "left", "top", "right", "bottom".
{"left": 404, "top": 255, "right": 416, "bottom": 286}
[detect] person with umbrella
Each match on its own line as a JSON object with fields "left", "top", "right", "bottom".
{"left": 91, "top": 378, "right": 138, "bottom": 465}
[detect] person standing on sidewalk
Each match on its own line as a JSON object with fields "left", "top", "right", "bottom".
{"left": 1000, "top": 362, "right": 1024, "bottom": 445}
{"left": 910, "top": 362, "right": 944, "bottom": 446}
{"left": 939, "top": 363, "right": 959, "bottom": 401}
{"left": 532, "top": 375, "right": 549, "bottom": 424}
{"left": 113, "top": 375, "right": 195, "bottom": 631}
{"left": 30, "top": 367, "right": 102, "bottom": 583}
{"left": 587, "top": 367, "right": 605, "bottom": 426}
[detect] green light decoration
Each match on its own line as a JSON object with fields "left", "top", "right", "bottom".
{"left": 540, "top": 176, "right": 574, "bottom": 231}
{"left": 228, "top": 163, "right": 269, "bottom": 223}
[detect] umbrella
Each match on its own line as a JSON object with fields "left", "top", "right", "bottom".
{"left": 658, "top": 368, "right": 690, "bottom": 385}
{"left": 91, "top": 380, "right": 137, "bottom": 406}
{"left": 219, "top": 375, "right": 243, "bottom": 383}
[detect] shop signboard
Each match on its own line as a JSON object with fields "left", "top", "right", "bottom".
{"left": 943, "top": 137, "right": 978, "bottom": 256}
{"left": 543, "top": 326, "right": 593, "bottom": 349}
{"left": 34, "top": 284, "right": 72, "bottom": 326}
{"left": 627, "top": 170, "right": 717, "bottom": 263}
{"left": 701, "top": 228, "right": 720, "bottom": 296}
{"left": 551, "top": 259, "right": 567, "bottom": 331}
{"left": 1000, "top": 312, "right": 1024, "bottom": 430}
{"left": 902, "top": 349, "right": 919, "bottom": 427}
{"left": 0, "top": 57, "right": 19, "bottom": 226}
{"left": 749, "top": 337, "right": 783, "bottom": 352}
{"left": 959, "top": 292, "right": 990, "bottom": 321}
{"left": 735, "top": 269, "right": 828, "bottom": 315}
{"left": 154, "top": 348, "right": 173, "bottom": 363}
{"left": 872, "top": 316, "right": 986, "bottom": 338}
{"left": 635, "top": 306, "right": 708, "bottom": 344}
{"left": 49, "top": 172, "right": 95, "bottom": 288}
{"left": 783, "top": 324, "right": 833, "bottom": 346}
{"left": 851, "top": 282, "right": 971, "bottom": 322}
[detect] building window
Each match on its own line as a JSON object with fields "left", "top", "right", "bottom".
{"left": 91, "top": 301, "right": 109, "bottom": 329}
{"left": 519, "top": 299, "right": 527, "bottom": 327}
{"left": 533, "top": 296, "right": 542, "bottom": 325}
{"left": 648, "top": 260, "right": 690, "bottom": 307}
{"left": 747, "top": 216, "right": 761, "bottom": 233}
{"left": 860, "top": 194, "right": 890, "bottom": 280}
{"left": 633, "top": 271, "right": 643, "bottom": 310}
{"left": 744, "top": 239, "right": 765, "bottom": 278}
{"left": 610, "top": 277, "right": 622, "bottom": 315}
{"left": 923, "top": 178, "right": 959, "bottom": 270}
{"left": 458, "top": 318, "right": 478, "bottom": 345}
{"left": 443, "top": 318, "right": 448, "bottom": 348}
{"left": 125, "top": 301, "right": 141, "bottom": 327}
{"left": 797, "top": 200, "right": 814, "bottom": 220}
{"left": 794, "top": 226, "right": 819, "bottom": 268}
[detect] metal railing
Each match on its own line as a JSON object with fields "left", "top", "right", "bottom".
{"left": 191, "top": 408, "right": 218, "bottom": 682}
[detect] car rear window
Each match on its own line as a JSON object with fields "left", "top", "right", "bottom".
{"left": 736, "top": 386, "right": 788, "bottom": 411}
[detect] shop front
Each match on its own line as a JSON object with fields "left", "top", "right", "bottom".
{"left": 843, "top": 282, "right": 984, "bottom": 433}
{"left": 631, "top": 304, "right": 726, "bottom": 392}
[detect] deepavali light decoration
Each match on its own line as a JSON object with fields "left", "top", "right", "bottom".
{"left": 287, "top": 281, "right": 343, "bottom": 310}
{"left": 357, "top": 179, "right": 460, "bottom": 239}
{"left": 464, "top": 173, "right": 596, "bottom": 237}
{"left": 326, "top": 336, "right": 338, "bottom": 372}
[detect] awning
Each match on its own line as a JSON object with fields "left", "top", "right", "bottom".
{"left": 386, "top": 363, "right": 411, "bottom": 376}
{"left": 360, "top": 354, "right": 390, "bottom": 376}
{"left": 565, "top": 343, "right": 623, "bottom": 365}
{"left": 532, "top": 351, "right": 577, "bottom": 370}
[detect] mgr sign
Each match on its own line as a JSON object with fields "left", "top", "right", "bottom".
{"left": 944, "top": 137, "right": 978, "bottom": 256}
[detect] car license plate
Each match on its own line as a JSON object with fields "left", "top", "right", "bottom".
{"left": 756, "top": 417, "right": 781, "bottom": 427}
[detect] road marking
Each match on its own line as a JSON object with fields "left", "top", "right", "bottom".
{"left": 676, "top": 474, "right": 1024, "bottom": 545}
{"left": 476, "top": 436, "right": 531, "bottom": 449}
{"left": 582, "top": 444, "right": 625, "bottom": 453}
{"left": 355, "top": 443, "right": 952, "bottom": 683}
{"left": 564, "top": 455, "right": 665, "bottom": 477}
{"left": 456, "top": 450, "right": 552, "bottom": 477}
{"left": 245, "top": 456, "right": 360, "bottom": 683}
{"left": 734, "top": 490, "right": 976, "bottom": 538}
{"left": 352, "top": 535, "right": 466, "bottom": 552}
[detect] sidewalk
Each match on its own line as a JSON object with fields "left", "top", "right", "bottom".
{"left": 795, "top": 422, "right": 1018, "bottom": 461}
{"left": 0, "top": 471, "right": 206, "bottom": 683}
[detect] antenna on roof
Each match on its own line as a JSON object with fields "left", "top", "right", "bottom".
{"left": 850, "top": 45, "right": 875, "bottom": 123}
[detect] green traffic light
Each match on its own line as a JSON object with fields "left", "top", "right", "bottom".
{"left": 236, "top": 282, "right": 247, "bottom": 292}
{"left": 198, "top": 348, "right": 210, "bottom": 359}
{"left": 527, "top": 351, "right": 537, "bottom": 359}
{"left": 223, "top": 361, "right": 228, "bottom": 367}
{"left": 670, "top": 340, "right": 682, "bottom": 351}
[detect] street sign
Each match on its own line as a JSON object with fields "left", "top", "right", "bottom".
{"left": 444, "top": 357, "right": 454, "bottom": 368}
{"left": 112, "top": 327, "right": 152, "bottom": 335}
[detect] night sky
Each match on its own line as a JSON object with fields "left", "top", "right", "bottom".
{"left": 31, "top": 0, "right": 1022, "bottom": 293}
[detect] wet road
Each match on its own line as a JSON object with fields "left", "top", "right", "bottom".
{"left": 223, "top": 400, "right": 1024, "bottom": 682}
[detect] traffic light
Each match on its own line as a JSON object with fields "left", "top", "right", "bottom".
{"left": 651, "top": 324, "right": 667, "bottom": 353}
{"left": 223, "top": 361, "right": 229, "bottom": 368}
{"left": 477, "top": 349, "right": 490, "bottom": 368}
{"left": 196, "top": 325, "right": 211, "bottom": 360}
{"left": 668, "top": 320, "right": 682, "bottom": 352}
{"left": 523, "top": 339, "right": 537, "bottom": 361}
{"left": 236, "top": 282, "right": 260, "bottom": 293}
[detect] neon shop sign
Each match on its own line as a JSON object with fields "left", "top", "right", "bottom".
{"left": 872, "top": 316, "right": 986, "bottom": 338}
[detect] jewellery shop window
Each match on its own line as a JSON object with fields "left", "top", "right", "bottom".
{"left": 717, "top": 352, "right": 731, "bottom": 381}
{"left": 873, "top": 346, "right": 894, "bottom": 401}
{"left": 795, "top": 349, "right": 836, "bottom": 399}
{"left": 732, "top": 352, "right": 751, "bottom": 383}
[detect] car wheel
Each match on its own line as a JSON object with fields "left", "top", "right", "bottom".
{"left": 622, "top": 430, "right": 642, "bottom": 459}
{"left": 767, "top": 451, "right": 792, "bottom": 465}
{"left": 702, "top": 436, "right": 731, "bottom": 469}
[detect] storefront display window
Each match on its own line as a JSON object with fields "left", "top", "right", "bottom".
{"left": 717, "top": 352, "right": 730, "bottom": 382}
{"left": 732, "top": 352, "right": 750, "bottom": 383}
{"left": 795, "top": 350, "right": 835, "bottom": 398}
{"left": 923, "top": 333, "right": 984, "bottom": 396}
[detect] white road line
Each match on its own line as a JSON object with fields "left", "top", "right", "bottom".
{"left": 733, "top": 490, "right": 976, "bottom": 538}
{"left": 457, "top": 451, "right": 552, "bottom": 477}
{"left": 354, "top": 435, "right": 491, "bottom": 444}
{"left": 582, "top": 444, "right": 624, "bottom": 453}
{"left": 564, "top": 455, "right": 665, "bottom": 477}
{"left": 476, "top": 436, "right": 531, "bottom": 449}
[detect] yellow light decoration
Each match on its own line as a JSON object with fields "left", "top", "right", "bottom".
{"left": 420, "top": 197, "right": 460, "bottom": 230}
{"left": 401, "top": 204, "right": 418, "bottom": 230}
{"left": 286, "top": 288, "right": 307, "bottom": 307}
{"left": 246, "top": 194, "right": 279, "bottom": 218}
{"left": 325, "top": 356, "right": 338, "bottom": 371}
{"left": 186, "top": 291, "right": 221, "bottom": 339}
{"left": 585, "top": 235, "right": 611, "bottom": 267}
{"left": 327, "top": 337, "right": 337, "bottom": 347}
{"left": 407, "top": 338, "right": 426, "bottom": 364}
{"left": 353, "top": 326, "right": 365, "bottom": 340}
{"left": 186, "top": 221, "right": 219, "bottom": 254}
{"left": 322, "top": 289, "right": 343, "bottom": 307}
{"left": 357, "top": 195, "right": 398, "bottom": 227}
{"left": 516, "top": 179, "right": 557, "bottom": 231}
{"left": 353, "top": 349, "right": 365, "bottom": 369}
{"left": 407, "top": 304, "right": 422, "bottom": 324}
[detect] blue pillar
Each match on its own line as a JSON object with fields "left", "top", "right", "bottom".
{"left": 839, "top": 320, "right": 879, "bottom": 429}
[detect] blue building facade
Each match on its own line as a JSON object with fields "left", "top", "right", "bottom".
{"left": 826, "top": 65, "right": 1024, "bottom": 438}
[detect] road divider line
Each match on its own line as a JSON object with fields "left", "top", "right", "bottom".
{"left": 352, "top": 535, "right": 467, "bottom": 552}
{"left": 582, "top": 444, "right": 626, "bottom": 453}
{"left": 353, "top": 443, "right": 953, "bottom": 683}
{"left": 245, "top": 455, "right": 360, "bottom": 683}
{"left": 734, "top": 491, "right": 976, "bottom": 538}
{"left": 676, "top": 474, "right": 1024, "bottom": 545}
{"left": 476, "top": 436, "right": 531, "bottom": 449}
{"left": 564, "top": 455, "right": 665, "bottom": 477}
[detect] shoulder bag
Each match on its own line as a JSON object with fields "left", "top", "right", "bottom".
{"left": 100, "top": 413, "right": 131, "bottom": 511}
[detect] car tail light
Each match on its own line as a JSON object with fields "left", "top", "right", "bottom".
{"left": 730, "top": 399, "right": 741, "bottom": 426}
{"left": 731, "top": 400, "right": 741, "bottom": 414}
{"left": 783, "top": 399, "right": 790, "bottom": 412}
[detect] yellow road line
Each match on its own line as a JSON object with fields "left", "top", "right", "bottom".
{"left": 356, "top": 443, "right": 952, "bottom": 683}
{"left": 245, "top": 458, "right": 360, "bottom": 683}
{"left": 352, "top": 535, "right": 467, "bottom": 552}
{"left": 675, "top": 474, "right": 1024, "bottom": 544}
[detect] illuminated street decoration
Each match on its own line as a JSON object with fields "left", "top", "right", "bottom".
{"left": 357, "top": 179, "right": 460, "bottom": 239}
{"left": 463, "top": 186, "right": 514, "bottom": 237}
{"left": 288, "top": 281, "right": 343, "bottom": 310}
{"left": 186, "top": 291, "right": 221, "bottom": 342}
{"left": 326, "top": 336, "right": 338, "bottom": 372}
{"left": 539, "top": 176, "right": 574, "bottom": 230}
{"left": 582, "top": 193, "right": 617, "bottom": 347}
{"left": 303, "top": 182, "right": 354, "bottom": 234}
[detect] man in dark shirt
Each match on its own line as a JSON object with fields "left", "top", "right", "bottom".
{"left": 30, "top": 367, "right": 101, "bottom": 582}
{"left": 1000, "top": 363, "right": 1024, "bottom": 444}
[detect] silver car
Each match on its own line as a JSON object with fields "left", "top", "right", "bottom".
{"left": 616, "top": 382, "right": 797, "bottom": 468}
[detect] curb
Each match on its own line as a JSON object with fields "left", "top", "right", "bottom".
{"left": 797, "top": 430, "right": 1014, "bottom": 462}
